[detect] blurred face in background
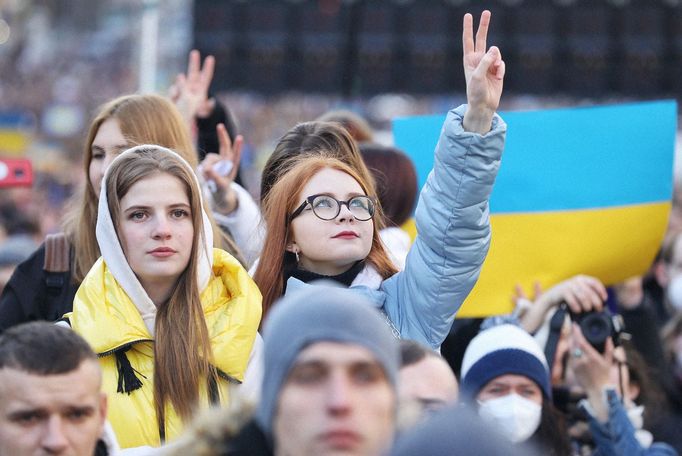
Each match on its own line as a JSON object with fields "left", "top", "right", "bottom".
{"left": 477, "top": 374, "right": 543, "bottom": 404}
{"left": 89, "top": 118, "right": 129, "bottom": 197}
{"left": 399, "top": 355, "right": 458, "bottom": 413}
{"left": 273, "top": 342, "right": 395, "bottom": 456}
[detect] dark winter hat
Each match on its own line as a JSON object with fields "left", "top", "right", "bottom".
{"left": 255, "top": 285, "right": 399, "bottom": 438}
{"left": 460, "top": 324, "right": 551, "bottom": 399}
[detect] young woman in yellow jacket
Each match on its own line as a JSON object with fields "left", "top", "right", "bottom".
{"left": 65, "top": 145, "right": 262, "bottom": 448}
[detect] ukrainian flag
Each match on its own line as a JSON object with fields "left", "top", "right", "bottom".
{"left": 394, "top": 101, "right": 677, "bottom": 317}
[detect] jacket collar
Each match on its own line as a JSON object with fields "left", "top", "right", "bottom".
{"left": 285, "top": 263, "right": 385, "bottom": 309}
{"left": 72, "top": 249, "right": 262, "bottom": 381}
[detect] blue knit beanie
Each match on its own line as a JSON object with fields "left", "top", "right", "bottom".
{"left": 460, "top": 324, "right": 551, "bottom": 399}
{"left": 255, "top": 285, "right": 399, "bottom": 439}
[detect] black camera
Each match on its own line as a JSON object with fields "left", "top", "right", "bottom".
{"left": 569, "top": 308, "right": 624, "bottom": 353}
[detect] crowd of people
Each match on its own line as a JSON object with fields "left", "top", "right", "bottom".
{"left": 1, "top": 9, "right": 681, "bottom": 456}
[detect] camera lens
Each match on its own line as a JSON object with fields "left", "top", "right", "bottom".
{"left": 580, "top": 312, "right": 612, "bottom": 353}
{"left": 585, "top": 318, "right": 607, "bottom": 337}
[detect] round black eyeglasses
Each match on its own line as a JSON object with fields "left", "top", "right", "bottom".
{"left": 288, "top": 194, "right": 375, "bottom": 223}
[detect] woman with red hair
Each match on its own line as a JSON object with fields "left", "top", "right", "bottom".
{"left": 255, "top": 10, "right": 506, "bottom": 350}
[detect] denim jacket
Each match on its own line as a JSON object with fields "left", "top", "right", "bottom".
{"left": 583, "top": 388, "right": 678, "bottom": 456}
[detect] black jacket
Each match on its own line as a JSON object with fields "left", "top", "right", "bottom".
{"left": 222, "top": 420, "right": 273, "bottom": 456}
{"left": 0, "top": 243, "right": 77, "bottom": 333}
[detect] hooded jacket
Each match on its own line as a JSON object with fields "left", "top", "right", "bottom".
{"left": 66, "top": 146, "right": 262, "bottom": 448}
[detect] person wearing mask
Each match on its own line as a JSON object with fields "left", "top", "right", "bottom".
{"left": 460, "top": 323, "right": 572, "bottom": 455}
{"left": 65, "top": 145, "right": 262, "bottom": 448}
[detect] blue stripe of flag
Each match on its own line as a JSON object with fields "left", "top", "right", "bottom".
{"left": 393, "top": 100, "right": 677, "bottom": 214}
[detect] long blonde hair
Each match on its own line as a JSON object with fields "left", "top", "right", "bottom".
{"left": 63, "top": 94, "right": 242, "bottom": 282}
{"left": 254, "top": 155, "right": 398, "bottom": 318}
{"left": 105, "top": 147, "right": 215, "bottom": 426}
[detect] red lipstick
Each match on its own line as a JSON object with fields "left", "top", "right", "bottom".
{"left": 332, "top": 231, "right": 359, "bottom": 239}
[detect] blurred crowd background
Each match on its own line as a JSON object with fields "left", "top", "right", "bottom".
{"left": 1, "top": 0, "right": 682, "bottom": 240}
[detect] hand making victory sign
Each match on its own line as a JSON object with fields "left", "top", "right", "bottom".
{"left": 200, "top": 122, "right": 244, "bottom": 214}
{"left": 462, "top": 10, "right": 505, "bottom": 134}
{"left": 169, "top": 49, "right": 217, "bottom": 126}
{"left": 169, "top": 50, "right": 244, "bottom": 215}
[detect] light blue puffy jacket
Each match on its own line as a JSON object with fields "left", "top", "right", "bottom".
{"left": 287, "top": 104, "right": 507, "bottom": 350}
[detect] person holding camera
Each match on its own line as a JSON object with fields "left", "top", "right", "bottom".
{"left": 516, "top": 274, "right": 679, "bottom": 454}
{"left": 568, "top": 324, "right": 677, "bottom": 455}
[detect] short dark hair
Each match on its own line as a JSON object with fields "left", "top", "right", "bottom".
{"left": 400, "top": 339, "right": 438, "bottom": 368}
{"left": 0, "top": 322, "right": 97, "bottom": 375}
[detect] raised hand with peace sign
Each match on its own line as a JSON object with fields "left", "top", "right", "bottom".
{"left": 461, "top": 10, "right": 505, "bottom": 134}
{"left": 199, "top": 122, "right": 244, "bottom": 215}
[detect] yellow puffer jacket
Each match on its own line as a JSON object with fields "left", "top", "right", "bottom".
{"left": 66, "top": 248, "right": 262, "bottom": 448}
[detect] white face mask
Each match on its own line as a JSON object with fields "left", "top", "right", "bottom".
{"left": 666, "top": 274, "right": 682, "bottom": 311}
{"left": 478, "top": 393, "right": 542, "bottom": 443}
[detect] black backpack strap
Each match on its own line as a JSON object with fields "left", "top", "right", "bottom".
{"left": 43, "top": 233, "right": 70, "bottom": 290}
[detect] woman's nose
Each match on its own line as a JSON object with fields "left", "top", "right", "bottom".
{"left": 151, "top": 216, "right": 172, "bottom": 239}
{"left": 336, "top": 202, "right": 356, "bottom": 222}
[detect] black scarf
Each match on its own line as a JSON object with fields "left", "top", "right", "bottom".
{"left": 283, "top": 260, "right": 365, "bottom": 293}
